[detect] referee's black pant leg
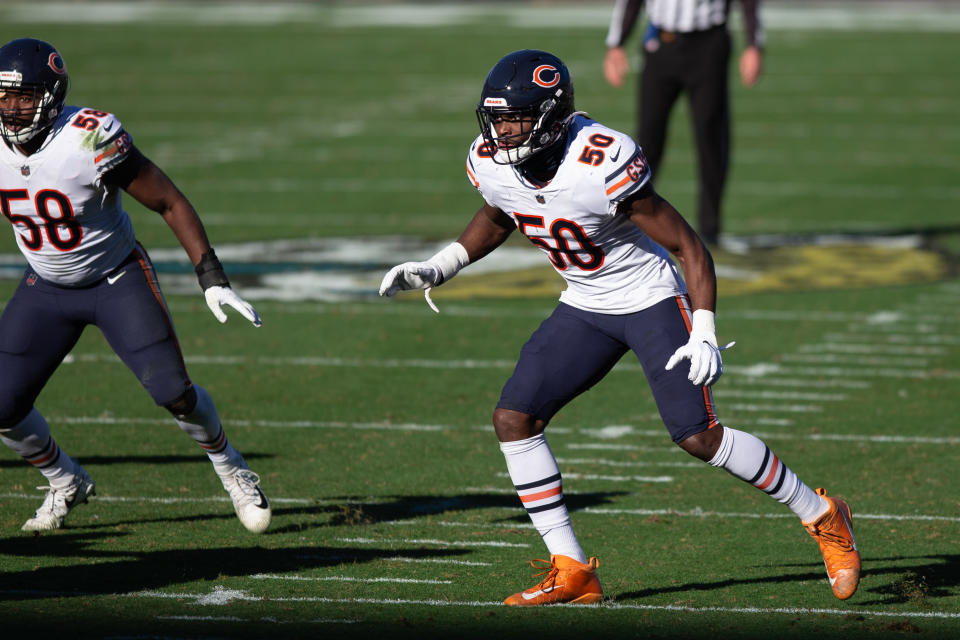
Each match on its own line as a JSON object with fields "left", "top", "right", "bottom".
{"left": 687, "top": 28, "right": 732, "bottom": 244}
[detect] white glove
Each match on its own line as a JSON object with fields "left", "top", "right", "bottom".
{"left": 665, "top": 309, "right": 733, "bottom": 387}
{"left": 378, "top": 242, "right": 470, "bottom": 312}
{"left": 204, "top": 285, "right": 262, "bottom": 327}
{"left": 378, "top": 261, "right": 441, "bottom": 297}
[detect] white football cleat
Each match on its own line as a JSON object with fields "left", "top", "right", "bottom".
{"left": 218, "top": 467, "right": 271, "bottom": 533}
{"left": 22, "top": 469, "right": 96, "bottom": 532}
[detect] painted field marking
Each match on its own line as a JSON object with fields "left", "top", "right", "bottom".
{"left": 384, "top": 556, "right": 492, "bottom": 567}
{"left": 35, "top": 415, "right": 960, "bottom": 444}
{"left": 335, "top": 537, "right": 530, "bottom": 549}
{"left": 782, "top": 353, "right": 931, "bottom": 367}
{"left": 555, "top": 457, "right": 701, "bottom": 469}
{"left": 157, "top": 614, "right": 356, "bottom": 625}
{"left": 60, "top": 352, "right": 960, "bottom": 380}
{"left": 0, "top": 492, "right": 311, "bottom": 505}
{"left": 251, "top": 573, "right": 452, "bottom": 585}
{"left": 294, "top": 552, "right": 493, "bottom": 567}
{"left": 575, "top": 507, "right": 960, "bottom": 524}
{"left": 495, "top": 471, "right": 674, "bottom": 484}
{"left": 724, "top": 403, "right": 823, "bottom": 413}
{"left": 120, "top": 589, "right": 960, "bottom": 620}
{"left": 824, "top": 332, "right": 960, "bottom": 346}
{"left": 566, "top": 443, "right": 681, "bottom": 452}
{"left": 718, "top": 390, "right": 847, "bottom": 401}
{"left": 797, "top": 342, "right": 948, "bottom": 356}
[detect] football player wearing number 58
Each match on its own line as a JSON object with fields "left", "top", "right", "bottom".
{"left": 380, "top": 50, "right": 859, "bottom": 604}
{"left": 0, "top": 38, "right": 271, "bottom": 534}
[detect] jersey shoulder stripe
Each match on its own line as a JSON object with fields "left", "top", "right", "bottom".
{"left": 604, "top": 143, "right": 651, "bottom": 201}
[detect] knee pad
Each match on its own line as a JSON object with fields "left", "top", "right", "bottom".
{"left": 163, "top": 386, "right": 198, "bottom": 418}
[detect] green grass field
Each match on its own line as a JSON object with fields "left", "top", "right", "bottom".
{"left": 0, "top": 3, "right": 958, "bottom": 639}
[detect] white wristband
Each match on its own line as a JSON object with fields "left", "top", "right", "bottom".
{"left": 428, "top": 242, "right": 470, "bottom": 285}
{"left": 690, "top": 309, "right": 716, "bottom": 337}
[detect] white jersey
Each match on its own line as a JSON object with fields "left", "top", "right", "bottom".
{"left": 465, "top": 115, "right": 686, "bottom": 314}
{"left": 0, "top": 105, "right": 136, "bottom": 287}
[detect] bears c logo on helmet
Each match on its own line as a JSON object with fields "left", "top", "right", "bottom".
{"left": 47, "top": 52, "right": 66, "bottom": 75}
{"left": 532, "top": 65, "right": 560, "bottom": 88}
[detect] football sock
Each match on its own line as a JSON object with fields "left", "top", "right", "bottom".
{"left": 173, "top": 385, "right": 245, "bottom": 473}
{"left": 500, "top": 433, "right": 587, "bottom": 563}
{"left": 0, "top": 408, "right": 81, "bottom": 488}
{"left": 708, "top": 426, "right": 829, "bottom": 523}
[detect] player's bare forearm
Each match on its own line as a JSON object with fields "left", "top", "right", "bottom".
{"left": 626, "top": 191, "right": 717, "bottom": 312}
{"left": 124, "top": 159, "right": 212, "bottom": 265}
{"left": 455, "top": 203, "right": 515, "bottom": 263}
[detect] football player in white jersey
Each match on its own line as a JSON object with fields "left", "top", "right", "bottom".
{"left": 0, "top": 38, "right": 271, "bottom": 534}
{"left": 380, "top": 50, "right": 860, "bottom": 603}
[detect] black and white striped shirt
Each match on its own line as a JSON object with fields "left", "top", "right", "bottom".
{"left": 606, "top": 0, "right": 764, "bottom": 48}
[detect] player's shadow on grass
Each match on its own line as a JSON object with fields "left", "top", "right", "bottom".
{"left": 266, "top": 490, "right": 630, "bottom": 534}
{"left": 615, "top": 554, "right": 960, "bottom": 605}
{"left": 0, "top": 453, "right": 272, "bottom": 468}
{"left": 0, "top": 532, "right": 475, "bottom": 599}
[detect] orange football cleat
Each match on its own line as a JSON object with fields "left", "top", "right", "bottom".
{"left": 803, "top": 488, "right": 861, "bottom": 600}
{"left": 504, "top": 555, "right": 603, "bottom": 606}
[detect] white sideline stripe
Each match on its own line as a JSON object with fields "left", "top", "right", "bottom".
{"left": 797, "top": 343, "right": 947, "bottom": 356}
{"left": 295, "top": 553, "right": 493, "bottom": 567}
{"left": 4, "top": 490, "right": 953, "bottom": 522}
{"left": 495, "top": 471, "right": 674, "bottom": 484}
{"left": 39, "top": 415, "right": 960, "bottom": 444}
{"left": 724, "top": 403, "right": 823, "bottom": 413}
{"left": 725, "top": 309, "right": 957, "bottom": 324}
{"left": 729, "top": 377, "right": 870, "bottom": 390}
{"left": 556, "top": 457, "right": 701, "bottom": 469}
{"left": 576, "top": 507, "right": 960, "bottom": 523}
{"left": 782, "top": 353, "right": 931, "bottom": 367}
{"left": 336, "top": 537, "right": 530, "bottom": 549}
{"left": 435, "top": 520, "right": 534, "bottom": 530}
{"left": 385, "top": 556, "right": 492, "bottom": 567}
{"left": 824, "top": 332, "right": 960, "bottom": 346}
{"left": 63, "top": 352, "right": 960, "bottom": 379}
{"left": 603, "top": 603, "right": 960, "bottom": 620}
{"left": 52, "top": 415, "right": 447, "bottom": 432}
{"left": 157, "top": 615, "right": 356, "bottom": 625}
{"left": 251, "top": 573, "right": 452, "bottom": 585}
{"left": 123, "top": 590, "right": 960, "bottom": 619}
{"left": 567, "top": 443, "right": 680, "bottom": 452}
{"left": 0, "top": 492, "right": 310, "bottom": 505}
{"left": 725, "top": 417, "right": 795, "bottom": 427}
{"left": 718, "top": 390, "right": 848, "bottom": 402}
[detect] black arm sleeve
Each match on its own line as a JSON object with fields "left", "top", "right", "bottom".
{"left": 101, "top": 144, "right": 149, "bottom": 190}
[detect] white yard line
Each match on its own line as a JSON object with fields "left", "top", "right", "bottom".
{"left": 717, "top": 390, "right": 848, "bottom": 401}
{"left": 797, "top": 343, "right": 947, "bottom": 356}
{"left": 59, "top": 352, "right": 960, "bottom": 380}
{"left": 336, "top": 537, "right": 530, "bottom": 549}
{"left": 157, "top": 614, "right": 356, "bottom": 625}
{"left": 33, "top": 415, "right": 960, "bottom": 444}
{"left": 114, "top": 588, "right": 960, "bottom": 620}
{"left": 251, "top": 573, "right": 452, "bottom": 585}
{"left": 555, "top": 457, "right": 701, "bottom": 469}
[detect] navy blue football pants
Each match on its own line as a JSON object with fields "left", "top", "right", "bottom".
{"left": 497, "top": 295, "right": 720, "bottom": 443}
{"left": 0, "top": 244, "right": 192, "bottom": 426}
